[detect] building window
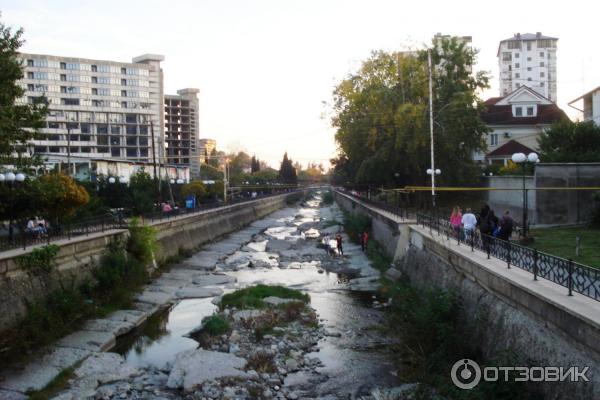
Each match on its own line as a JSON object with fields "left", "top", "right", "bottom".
{"left": 111, "top": 126, "right": 121, "bottom": 135}
{"left": 490, "top": 134, "right": 498, "bottom": 146}
{"left": 527, "top": 77, "right": 532, "bottom": 81}
{"left": 80, "top": 135, "right": 91, "bottom": 142}
{"left": 539, "top": 52, "right": 544, "bottom": 57}
{"left": 121, "top": 67, "right": 126, "bottom": 74}
{"left": 91, "top": 65, "right": 97, "bottom": 72}
{"left": 97, "top": 124, "right": 108, "bottom": 134}
{"left": 537, "top": 39, "right": 555, "bottom": 48}
{"left": 515, "top": 53, "right": 520, "bottom": 58}
{"left": 508, "top": 65, "right": 512, "bottom": 71}
{"left": 540, "top": 61, "right": 545, "bottom": 67}
{"left": 48, "top": 121, "right": 60, "bottom": 129}
{"left": 515, "top": 73, "right": 520, "bottom": 79}
{"left": 49, "top": 147, "right": 60, "bottom": 153}
{"left": 121, "top": 101, "right": 127, "bottom": 108}
{"left": 540, "top": 72, "right": 545, "bottom": 77}
{"left": 27, "top": 84, "right": 34, "bottom": 91}
{"left": 61, "top": 98, "right": 80, "bottom": 106}
{"left": 80, "top": 123, "right": 91, "bottom": 134}
{"left": 502, "top": 52, "right": 512, "bottom": 61}
{"left": 126, "top": 148, "right": 137, "bottom": 157}
{"left": 60, "top": 62, "right": 66, "bottom": 69}
{"left": 527, "top": 67, "right": 531, "bottom": 71}
{"left": 540, "top": 82, "right": 545, "bottom": 87}
{"left": 60, "top": 74, "right": 67, "bottom": 81}
{"left": 111, "top": 148, "right": 120, "bottom": 157}
{"left": 125, "top": 114, "right": 137, "bottom": 124}
{"left": 110, "top": 137, "right": 120, "bottom": 145}
{"left": 515, "top": 107, "right": 523, "bottom": 116}
{"left": 126, "top": 125, "right": 137, "bottom": 135}
{"left": 121, "top": 79, "right": 127, "bottom": 86}
{"left": 126, "top": 137, "right": 137, "bottom": 146}
{"left": 526, "top": 42, "right": 532, "bottom": 51}
{"left": 527, "top": 107, "right": 534, "bottom": 116}
{"left": 27, "top": 59, "right": 34, "bottom": 67}
{"left": 97, "top": 136, "right": 108, "bottom": 145}
{"left": 507, "top": 41, "right": 521, "bottom": 50}
{"left": 92, "top": 88, "right": 98, "bottom": 95}
{"left": 515, "top": 63, "right": 520, "bottom": 68}
{"left": 92, "top": 76, "right": 98, "bottom": 83}
{"left": 527, "top": 57, "right": 531, "bottom": 62}
{"left": 27, "top": 72, "right": 34, "bottom": 79}
{"left": 139, "top": 126, "right": 148, "bottom": 135}
{"left": 121, "top": 90, "right": 127, "bottom": 97}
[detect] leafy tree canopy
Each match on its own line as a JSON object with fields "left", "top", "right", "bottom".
{"left": 330, "top": 36, "right": 490, "bottom": 187}
{"left": 538, "top": 120, "right": 600, "bottom": 162}
{"left": 0, "top": 17, "right": 47, "bottom": 169}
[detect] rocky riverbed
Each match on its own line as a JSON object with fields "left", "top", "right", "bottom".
{"left": 4, "top": 192, "right": 434, "bottom": 400}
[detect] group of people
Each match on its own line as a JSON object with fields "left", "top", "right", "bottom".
{"left": 322, "top": 233, "right": 344, "bottom": 257}
{"left": 450, "top": 205, "right": 514, "bottom": 241}
{"left": 26, "top": 216, "right": 49, "bottom": 237}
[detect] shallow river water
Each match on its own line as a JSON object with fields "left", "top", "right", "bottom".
{"left": 115, "top": 194, "right": 401, "bottom": 398}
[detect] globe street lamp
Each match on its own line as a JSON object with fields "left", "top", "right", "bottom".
{"left": 511, "top": 152, "right": 539, "bottom": 238}
{"left": 1, "top": 172, "right": 26, "bottom": 242}
{"left": 426, "top": 168, "right": 441, "bottom": 207}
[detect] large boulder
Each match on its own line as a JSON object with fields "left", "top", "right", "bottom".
{"left": 167, "top": 349, "right": 250, "bottom": 391}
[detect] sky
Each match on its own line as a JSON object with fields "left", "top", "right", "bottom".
{"left": 2, "top": 0, "right": 599, "bottom": 169}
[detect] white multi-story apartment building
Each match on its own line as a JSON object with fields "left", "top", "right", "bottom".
{"left": 16, "top": 53, "right": 165, "bottom": 174}
{"left": 569, "top": 87, "right": 600, "bottom": 126}
{"left": 164, "top": 88, "right": 200, "bottom": 177}
{"left": 498, "top": 32, "right": 558, "bottom": 101}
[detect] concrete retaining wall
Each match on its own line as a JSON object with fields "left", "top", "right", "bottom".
{"left": 332, "top": 191, "right": 409, "bottom": 260}
{"left": 485, "top": 175, "right": 535, "bottom": 224}
{"left": 0, "top": 192, "right": 302, "bottom": 332}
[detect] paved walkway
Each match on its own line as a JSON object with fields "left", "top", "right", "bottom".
{"left": 334, "top": 191, "right": 414, "bottom": 224}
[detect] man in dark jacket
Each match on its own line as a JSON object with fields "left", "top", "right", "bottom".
{"left": 498, "top": 211, "right": 514, "bottom": 241}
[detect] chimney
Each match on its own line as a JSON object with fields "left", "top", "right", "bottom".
{"left": 516, "top": 33, "right": 521, "bottom": 39}
{"left": 536, "top": 32, "right": 541, "bottom": 38}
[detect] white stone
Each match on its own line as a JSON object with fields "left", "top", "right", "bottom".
{"left": 135, "top": 290, "right": 174, "bottom": 306}
{"left": 82, "top": 318, "right": 136, "bottom": 337}
{"left": 191, "top": 274, "right": 236, "bottom": 286}
{"left": 174, "top": 287, "right": 223, "bottom": 299}
{"left": 0, "top": 389, "right": 28, "bottom": 400}
{"left": 55, "top": 330, "right": 116, "bottom": 352}
{"left": 166, "top": 349, "right": 250, "bottom": 392}
{"left": 74, "top": 353, "right": 140, "bottom": 385}
{"left": 106, "top": 309, "right": 148, "bottom": 327}
{"left": 0, "top": 363, "right": 62, "bottom": 393}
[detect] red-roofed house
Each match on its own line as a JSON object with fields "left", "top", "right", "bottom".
{"left": 477, "top": 86, "right": 568, "bottom": 165}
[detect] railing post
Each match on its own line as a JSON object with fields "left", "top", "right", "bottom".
{"left": 487, "top": 236, "right": 491, "bottom": 259}
{"left": 22, "top": 229, "right": 26, "bottom": 250}
{"left": 568, "top": 258, "right": 574, "bottom": 296}
{"left": 102, "top": 215, "right": 105, "bottom": 232}
{"left": 506, "top": 240, "right": 511, "bottom": 269}
{"left": 470, "top": 232, "right": 474, "bottom": 252}
{"left": 533, "top": 249, "right": 538, "bottom": 281}
{"left": 68, "top": 222, "right": 71, "bottom": 240}
{"left": 457, "top": 227, "right": 460, "bottom": 246}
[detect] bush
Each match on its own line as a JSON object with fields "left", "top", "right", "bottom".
{"left": 343, "top": 212, "right": 371, "bottom": 244}
{"left": 321, "top": 191, "right": 334, "bottom": 205}
{"left": 127, "top": 217, "right": 158, "bottom": 266}
{"left": 201, "top": 315, "right": 230, "bottom": 336}
{"left": 220, "top": 285, "right": 309, "bottom": 310}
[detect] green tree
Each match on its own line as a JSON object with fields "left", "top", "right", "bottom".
{"left": 127, "top": 170, "right": 155, "bottom": 214}
{"left": 251, "top": 155, "right": 261, "bottom": 173}
{"left": 208, "top": 149, "right": 220, "bottom": 168}
{"left": 35, "top": 173, "right": 90, "bottom": 224}
{"left": 278, "top": 152, "right": 297, "bottom": 184}
{"left": 181, "top": 180, "right": 206, "bottom": 200}
{"left": 0, "top": 17, "right": 48, "bottom": 169}
{"left": 538, "top": 120, "right": 600, "bottom": 162}
{"left": 330, "top": 37, "right": 489, "bottom": 187}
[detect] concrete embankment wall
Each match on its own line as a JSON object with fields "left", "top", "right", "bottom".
{"left": 0, "top": 192, "right": 303, "bottom": 332}
{"left": 332, "top": 191, "right": 409, "bottom": 260}
{"left": 334, "top": 191, "right": 600, "bottom": 398}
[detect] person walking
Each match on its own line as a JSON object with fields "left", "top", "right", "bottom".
{"left": 361, "top": 231, "right": 369, "bottom": 252}
{"left": 461, "top": 208, "right": 477, "bottom": 241}
{"left": 335, "top": 233, "right": 344, "bottom": 256}
{"left": 498, "top": 210, "right": 514, "bottom": 241}
{"left": 450, "top": 206, "right": 462, "bottom": 239}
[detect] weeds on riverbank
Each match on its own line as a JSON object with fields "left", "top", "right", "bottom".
{"left": 321, "top": 191, "right": 334, "bottom": 205}
{"left": 0, "top": 220, "right": 159, "bottom": 367}
{"left": 342, "top": 211, "right": 371, "bottom": 244}
{"left": 219, "top": 284, "right": 309, "bottom": 310}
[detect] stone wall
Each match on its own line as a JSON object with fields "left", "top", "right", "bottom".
{"left": 0, "top": 192, "right": 303, "bottom": 332}
{"left": 399, "top": 228, "right": 600, "bottom": 399}
{"left": 485, "top": 175, "right": 535, "bottom": 224}
{"left": 332, "top": 191, "right": 409, "bottom": 260}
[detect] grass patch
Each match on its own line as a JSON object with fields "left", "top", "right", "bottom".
{"left": 321, "top": 191, "right": 334, "bottom": 205}
{"left": 528, "top": 226, "right": 600, "bottom": 268}
{"left": 28, "top": 366, "right": 75, "bottom": 400}
{"left": 220, "top": 284, "right": 309, "bottom": 310}
{"left": 246, "top": 351, "right": 277, "bottom": 373}
{"left": 201, "top": 315, "right": 231, "bottom": 336}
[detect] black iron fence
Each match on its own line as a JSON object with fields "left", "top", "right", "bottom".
{"left": 0, "top": 190, "right": 302, "bottom": 253}
{"left": 416, "top": 213, "right": 600, "bottom": 302}
{"left": 336, "top": 189, "right": 413, "bottom": 220}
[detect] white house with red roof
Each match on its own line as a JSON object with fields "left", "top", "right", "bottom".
{"left": 477, "top": 86, "right": 568, "bottom": 165}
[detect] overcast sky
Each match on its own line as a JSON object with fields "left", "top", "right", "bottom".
{"left": 2, "top": 0, "right": 599, "bottom": 168}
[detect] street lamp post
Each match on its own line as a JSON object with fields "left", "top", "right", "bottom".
{"left": 426, "top": 168, "right": 441, "bottom": 207}
{"left": 511, "top": 152, "right": 539, "bottom": 238}
{"left": 0, "top": 172, "right": 26, "bottom": 243}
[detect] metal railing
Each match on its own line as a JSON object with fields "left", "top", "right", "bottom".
{"left": 336, "top": 189, "right": 413, "bottom": 221}
{"left": 416, "top": 213, "right": 600, "bottom": 302}
{"left": 0, "top": 189, "right": 302, "bottom": 253}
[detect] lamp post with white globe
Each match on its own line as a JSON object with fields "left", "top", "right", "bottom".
{"left": 426, "top": 168, "right": 441, "bottom": 207}
{"left": 511, "top": 152, "right": 539, "bottom": 238}
{"left": 0, "top": 172, "right": 26, "bottom": 243}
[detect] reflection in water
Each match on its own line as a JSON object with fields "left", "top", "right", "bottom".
{"left": 117, "top": 298, "right": 216, "bottom": 368}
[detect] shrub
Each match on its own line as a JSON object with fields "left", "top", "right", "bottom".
{"left": 220, "top": 285, "right": 309, "bottom": 310}
{"left": 246, "top": 351, "right": 276, "bottom": 373}
{"left": 127, "top": 217, "right": 158, "bottom": 266}
{"left": 343, "top": 212, "right": 371, "bottom": 244}
{"left": 201, "top": 315, "right": 230, "bottom": 336}
{"left": 321, "top": 191, "right": 334, "bottom": 205}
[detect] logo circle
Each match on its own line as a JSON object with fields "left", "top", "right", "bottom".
{"left": 451, "top": 359, "right": 481, "bottom": 390}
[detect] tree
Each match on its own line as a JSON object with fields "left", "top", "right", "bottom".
{"left": 278, "top": 152, "right": 297, "bottom": 184}
{"left": 208, "top": 148, "right": 220, "bottom": 168}
{"left": 35, "top": 173, "right": 90, "bottom": 224}
{"left": 251, "top": 155, "right": 261, "bottom": 173}
{"left": 181, "top": 181, "right": 206, "bottom": 200}
{"left": 127, "top": 170, "right": 155, "bottom": 215}
{"left": 538, "top": 120, "right": 600, "bottom": 162}
{"left": 228, "top": 151, "right": 252, "bottom": 178}
{"left": 0, "top": 17, "right": 48, "bottom": 169}
{"left": 330, "top": 37, "right": 490, "bottom": 188}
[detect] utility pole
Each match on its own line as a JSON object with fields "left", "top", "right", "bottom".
{"left": 66, "top": 125, "right": 72, "bottom": 177}
{"left": 150, "top": 121, "right": 161, "bottom": 203}
{"left": 428, "top": 48, "right": 436, "bottom": 208}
